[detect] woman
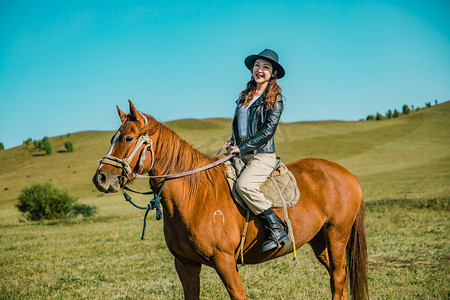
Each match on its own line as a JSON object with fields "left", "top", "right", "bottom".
{"left": 227, "top": 49, "right": 289, "bottom": 252}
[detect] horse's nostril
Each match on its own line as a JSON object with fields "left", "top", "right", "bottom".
{"left": 99, "top": 173, "right": 107, "bottom": 183}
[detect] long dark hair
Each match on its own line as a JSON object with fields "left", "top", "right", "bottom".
{"left": 238, "top": 76, "right": 282, "bottom": 111}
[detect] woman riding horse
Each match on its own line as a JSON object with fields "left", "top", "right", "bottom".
{"left": 227, "top": 49, "right": 289, "bottom": 252}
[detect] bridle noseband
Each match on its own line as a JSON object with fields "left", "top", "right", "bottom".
{"left": 99, "top": 132, "right": 155, "bottom": 181}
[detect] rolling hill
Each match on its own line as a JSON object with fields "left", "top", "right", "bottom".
{"left": 0, "top": 101, "right": 449, "bottom": 224}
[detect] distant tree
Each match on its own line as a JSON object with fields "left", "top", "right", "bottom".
{"left": 411, "top": 105, "right": 414, "bottom": 110}
{"left": 386, "top": 109, "right": 393, "bottom": 119}
{"left": 43, "top": 141, "right": 52, "bottom": 155}
{"left": 402, "top": 105, "right": 410, "bottom": 115}
{"left": 393, "top": 109, "right": 400, "bottom": 118}
{"left": 366, "top": 115, "right": 375, "bottom": 121}
{"left": 0, "top": 142, "right": 4, "bottom": 151}
{"left": 32, "top": 137, "right": 52, "bottom": 155}
{"left": 425, "top": 102, "right": 431, "bottom": 108}
{"left": 23, "top": 138, "right": 32, "bottom": 148}
{"left": 435, "top": 99, "right": 438, "bottom": 105}
{"left": 376, "top": 112, "right": 383, "bottom": 120}
{"left": 64, "top": 141, "right": 74, "bottom": 152}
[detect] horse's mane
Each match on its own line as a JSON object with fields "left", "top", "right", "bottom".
{"left": 145, "top": 114, "right": 225, "bottom": 196}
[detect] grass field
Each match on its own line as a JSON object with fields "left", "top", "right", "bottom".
{"left": 0, "top": 102, "right": 449, "bottom": 299}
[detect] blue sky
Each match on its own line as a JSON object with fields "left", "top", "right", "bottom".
{"left": 1, "top": 0, "right": 449, "bottom": 149}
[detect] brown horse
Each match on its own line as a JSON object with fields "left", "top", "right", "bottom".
{"left": 93, "top": 100, "right": 368, "bottom": 300}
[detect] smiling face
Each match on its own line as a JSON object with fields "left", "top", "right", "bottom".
{"left": 252, "top": 59, "right": 277, "bottom": 86}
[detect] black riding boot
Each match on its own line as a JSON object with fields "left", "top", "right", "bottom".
{"left": 260, "top": 208, "right": 290, "bottom": 252}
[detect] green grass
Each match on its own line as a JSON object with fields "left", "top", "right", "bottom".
{"left": 0, "top": 198, "right": 448, "bottom": 299}
{"left": 0, "top": 102, "right": 449, "bottom": 298}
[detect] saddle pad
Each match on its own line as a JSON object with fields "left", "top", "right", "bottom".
{"left": 224, "top": 158, "right": 300, "bottom": 209}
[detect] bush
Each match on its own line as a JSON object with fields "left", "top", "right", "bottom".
{"left": 366, "top": 115, "right": 375, "bottom": 121}
{"left": 23, "top": 138, "right": 32, "bottom": 148}
{"left": 34, "top": 137, "right": 52, "bottom": 154}
{"left": 70, "top": 203, "right": 98, "bottom": 218}
{"left": 376, "top": 112, "right": 383, "bottom": 120}
{"left": 402, "top": 105, "right": 410, "bottom": 115}
{"left": 64, "top": 141, "right": 74, "bottom": 152}
{"left": 17, "top": 182, "right": 77, "bottom": 221}
{"left": 386, "top": 109, "right": 392, "bottom": 119}
{"left": 393, "top": 109, "right": 400, "bottom": 118}
{"left": 0, "top": 142, "right": 4, "bottom": 151}
{"left": 43, "top": 141, "right": 52, "bottom": 154}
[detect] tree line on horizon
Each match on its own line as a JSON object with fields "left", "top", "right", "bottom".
{"left": 22, "top": 134, "right": 74, "bottom": 155}
{"left": 364, "top": 100, "right": 438, "bottom": 121}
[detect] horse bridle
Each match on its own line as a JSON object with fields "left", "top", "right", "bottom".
{"left": 97, "top": 124, "right": 234, "bottom": 240}
{"left": 99, "top": 131, "right": 155, "bottom": 181}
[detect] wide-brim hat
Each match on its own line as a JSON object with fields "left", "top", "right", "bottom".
{"left": 244, "top": 48, "right": 285, "bottom": 79}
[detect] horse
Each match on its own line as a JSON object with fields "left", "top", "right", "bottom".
{"left": 93, "top": 100, "right": 368, "bottom": 300}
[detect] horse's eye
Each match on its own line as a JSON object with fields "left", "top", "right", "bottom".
{"left": 125, "top": 136, "right": 134, "bottom": 143}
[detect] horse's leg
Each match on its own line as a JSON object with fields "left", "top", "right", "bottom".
{"left": 325, "top": 226, "right": 350, "bottom": 300}
{"left": 213, "top": 253, "right": 247, "bottom": 300}
{"left": 308, "top": 230, "right": 330, "bottom": 273}
{"left": 174, "top": 257, "right": 202, "bottom": 300}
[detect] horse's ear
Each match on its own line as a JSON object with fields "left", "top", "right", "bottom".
{"left": 128, "top": 99, "right": 145, "bottom": 125}
{"left": 117, "top": 105, "right": 127, "bottom": 123}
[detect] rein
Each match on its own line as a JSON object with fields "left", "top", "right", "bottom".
{"left": 100, "top": 132, "right": 233, "bottom": 239}
{"left": 132, "top": 154, "right": 233, "bottom": 180}
{"left": 122, "top": 168, "right": 171, "bottom": 240}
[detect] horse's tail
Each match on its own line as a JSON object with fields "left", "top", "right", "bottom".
{"left": 346, "top": 199, "right": 369, "bottom": 300}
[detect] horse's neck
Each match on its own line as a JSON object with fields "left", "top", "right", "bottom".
{"left": 148, "top": 120, "right": 221, "bottom": 216}
{"left": 149, "top": 121, "right": 213, "bottom": 175}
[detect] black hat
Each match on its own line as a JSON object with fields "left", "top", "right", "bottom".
{"left": 244, "top": 48, "right": 285, "bottom": 79}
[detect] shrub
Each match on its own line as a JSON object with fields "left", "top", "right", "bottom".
{"left": 402, "top": 105, "right": 410, "bottom": 115}
{"left": 376, "top": 112, "right": 383, "bottom": 120}
{"left": 0, "top": 142, "right": 4, "bottom": 151}
{"left": 34, "top": 137, "right": 52, "bottom": 154}
{"left": 386, "top": 109, "right": 392, "bottom": 119}
{"left": 43, "top": 141, "right": 52, "bottom": 154}
{"left": 70, "top": 203, "right": 98, "bottom": 218}
{"left": 366, "top": 115, "right": 375, "bottom": 121}
{"left": 23, "top": 138, "right": 32, "bottom": 148}
{"left": 17, "top": 182, "right": 77, "bottom": 221}
{"left": 64, "top": 141, "right": 74, "bottom": 152}
{"left": 393, "top": 109, "right": 400, "bottom": 118}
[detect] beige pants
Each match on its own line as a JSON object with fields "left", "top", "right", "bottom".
{"left": 235, "top": 153, "right": 276, "bottom": 215}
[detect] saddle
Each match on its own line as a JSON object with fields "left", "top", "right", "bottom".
{"left": 224, "top": 156, "right": 300, "bottom": 210}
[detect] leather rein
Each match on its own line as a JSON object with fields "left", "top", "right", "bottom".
{"left": 98, "top": 130, "right": 233, "bottom": 239}
{"left": 99, "top": 132, "right": 233, "bottom": 182}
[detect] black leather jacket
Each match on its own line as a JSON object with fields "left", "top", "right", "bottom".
{"left": 231, "top": 92, "right": 283, "bottom": 154}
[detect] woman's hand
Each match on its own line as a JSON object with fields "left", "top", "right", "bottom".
{"left": 227, "top": 145, "right": 241, "bottom": 155}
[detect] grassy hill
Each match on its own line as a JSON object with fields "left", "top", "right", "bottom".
{"left": 0, "top": 102, "right": 449, "bottom": 222}
{"left": 0, "top": 101, "right": 448, "bottom": 298}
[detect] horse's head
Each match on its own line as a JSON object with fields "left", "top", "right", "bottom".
{"left": 93, "top": 100, "right": 157, "bottom": 193}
